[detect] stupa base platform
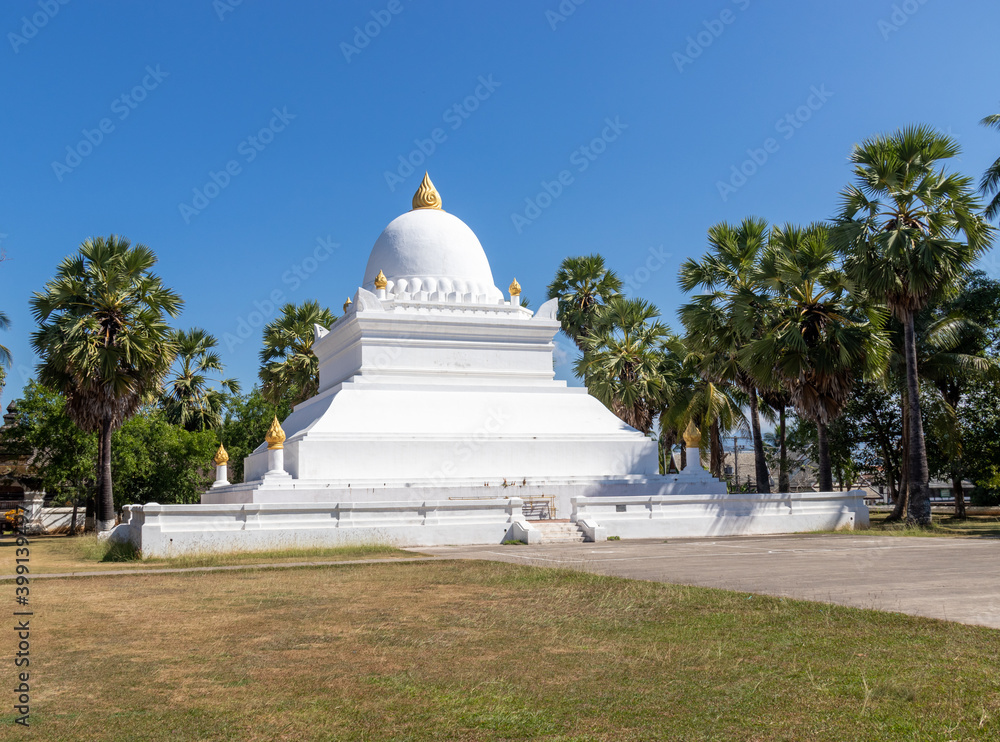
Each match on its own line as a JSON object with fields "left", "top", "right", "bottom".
{"left": 200, "top": 470, "right": 729, "bottom": 521}
{"left": 117, "top": 489, "right": 868, "bottom": 558}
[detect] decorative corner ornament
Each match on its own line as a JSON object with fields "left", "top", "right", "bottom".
{"left": 374, "top": 270, "right": 388, "bottom": 290}
{"left": 508, "top": 278, "right": 521, "bottom": 297}
{"left": 411, "top": 172, "right": 443, "bottom": 210}
{"left": 343, "top": 297, "right": 353, "bottom": 313}
{"left": 265, "top": 416, "right": 286, "bottom": 450}
{"left": 683, "top": 420, "right": 701, "bottom": 449}
{"left": 212, "top": 443, "right": 229, "bottom": 466}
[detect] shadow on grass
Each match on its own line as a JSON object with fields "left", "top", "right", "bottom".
{"left": 78, "top": 537, "right": 142, "bottom": 563}
{"left": 869, "top": 513, "right": 1000, "bottom": 539}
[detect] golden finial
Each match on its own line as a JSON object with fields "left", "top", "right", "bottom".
{"left": 508, "top": 278, "right": 521, "bottom": 297}
{"left": 265, "top": 416, "right": 286, "bottom": 450}
{"left": 683, "top": 420, "right": 701, "bottom": 449}
{"left": 212, "top": 443, "right": 229, "bottom": 466}
{"left": 411, "top": 172, "right": 443, "bottom": 211}
{"left": 374, "top": 270, "right": 388, "bottom": 290}
{"left": 343, "top": 297, "right": 352, "bottom": 313}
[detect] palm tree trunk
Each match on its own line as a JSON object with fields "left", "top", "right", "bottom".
{"left": 816, "top": 421, "right": 832, "bottom": 491}
{"left": 903, "top": 311, "right": 932, "bottom": 526}
{"left": 69, "top": 494, "right": 79, "bottom": 536}
{"left": 882, "top": 448, "right": 897, "bottom": 504}
{"left": 887, "top": 396, "right": 909, "bottom": 522}
{"left": 710, "top": 419, "right": 722, "bottom": 478}
{"left": 952, "top": 472, "right": 966, "bottom": 519}
{"left": 749, "top": 387, "right": 770, "bottom": 494}
{"left": 86, "top": 432, "right": 102, "bottom": 532}
{"left": 97, "top": 416, "right": 116, "bottom": 532}
{"left": 778, "top": 406, "right": 789, "bottom": 493}
{"left": 680, "top": 441, "right": 687, "bottom": 470}
{"left": 661, "top": 428, "right": 677, "bottom": 474}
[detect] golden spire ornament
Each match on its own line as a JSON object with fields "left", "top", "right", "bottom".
{"left": 212, "top": 443, "right": 229, "bottom": 466}
{"left": 683, "top": 420, "right": 701, "bottom": 449}
{"left": 343, "top": 297, "right": 352, "bottom": 313}
{"left": 265, "top": 416, "right": 286, "bottom": 450}
{"left": 411, "top": 172, "right": 443, "bottom": 210}
{"left": 508, "top": 278, "right": 521, "bottom": 297}
{"left": 374, "top": 270, "right": 388, "bottom": 290}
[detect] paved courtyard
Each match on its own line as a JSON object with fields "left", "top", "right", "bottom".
{"left": 421, "top": 534, "right": 1000, "bottom": 629}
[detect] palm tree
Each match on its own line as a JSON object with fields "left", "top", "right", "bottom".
{"left": 546, "top": 254, "right": 622, "bottom": 350}
{"left": 30, "top": 235, "right": 182, "bottom": 532}
{"left": 574, "top": 297, "right": 671, "bottom": 434}
{"left": 162, "top": 328, "right": 241, "bottom": 431}
{"left": 981, "top": 111, "right": 1000, "bottom": 220}
{"left": 914, "top": 273, "right": 1000, "bottom": 517}
{"left": 259, "top": 300, "right": 335, "bottom": 407}
{"left": 746, "top": 224, "right": 889, "bottom": 492}
{"left": 831, "top": 125, "right": 994, "bottom": 523}
{"left": 680, "top": 217, "right": 774, "bottom": 493}
{"left": 660, "top": 347, "right": 748, "bottom": 479}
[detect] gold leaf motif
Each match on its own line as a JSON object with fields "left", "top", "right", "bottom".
{"left": 265, "top": 416, "right": 286, "bottom": 450}
{"left": 412, "top": 172, "right": 442, "bottom": 210}
{"left": 212, "top": 443, "right": 229, "bottom": 466}
{"left": 683, "top": 420, "right": 701, "bottom": 449}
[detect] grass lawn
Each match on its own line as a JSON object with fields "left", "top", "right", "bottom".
{"left": 0, "top": 534, "right": 416, "bottom": 576}
{"left": 867, "top": 511, "right": 1000, "bottom": 539}
{"left": 2, "top": 548, "right": 998, "bottom": 740}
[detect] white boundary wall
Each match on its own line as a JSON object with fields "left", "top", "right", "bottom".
{"left": 121, "top": 498, "right": 527, "bottom": 558}
{"left": 118, "top": 490, "right": 869, "bottom": 558}
{"left": 571, "top": 490, "right": 869, "bottom": 540}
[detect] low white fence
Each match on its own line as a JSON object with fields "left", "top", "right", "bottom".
{"left": 571, "top": 490, "right": 869, "bottom": 540}
{"left": 120, "top": 498, "right": 528, "bottom": 558}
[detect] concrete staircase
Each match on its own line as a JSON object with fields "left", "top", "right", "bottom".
{"left": 530, "top": 519, "right": 586, "bottom": 544}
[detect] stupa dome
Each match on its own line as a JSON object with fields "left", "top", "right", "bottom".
{"left": 362, "top": 174, "right": 503, "bottom": 303}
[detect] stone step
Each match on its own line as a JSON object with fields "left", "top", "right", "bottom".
{"left": 530, "top": 520, "right": 586, "bottom": 543}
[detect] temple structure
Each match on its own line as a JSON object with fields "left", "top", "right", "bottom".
{"left": 203, "top": 173, "right": 718, "bottom": 515}
{"left": 120, "top": 174, "right": 867, "bottom": 556}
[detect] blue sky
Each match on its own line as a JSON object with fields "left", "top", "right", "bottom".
{"left": 2, "top": 0, "right": 999, "bottom": 404}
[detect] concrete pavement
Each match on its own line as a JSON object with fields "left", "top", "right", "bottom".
{"left": 420, "top": 534, "right": 1000, "bottom": 629}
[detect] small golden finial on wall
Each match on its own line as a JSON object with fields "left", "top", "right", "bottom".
{"left": 212, "top": 443, "right": 229, "bottom": 466}
{"left": 683, "top": 420, "right": 701, "bottom": 449}
{"left": 265, "top": 416, "right": 286, "bottom": 450}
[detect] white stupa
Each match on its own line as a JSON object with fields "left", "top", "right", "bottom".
{"left": 205, "top": 173, "right": 714, "bottom": 515}
{"left": 120, "top": 175, "right": 866, "bottom": 557}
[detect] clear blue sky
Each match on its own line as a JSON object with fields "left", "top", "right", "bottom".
{"left": 2, "top": 0, "right": 999, "bottom": 403}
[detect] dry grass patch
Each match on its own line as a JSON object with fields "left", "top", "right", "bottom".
{"left": 3, "top": 559, "right": 999, "bottom": 740}
{"left": 867, "top": 512, "right": 1000, "bottom": 538}
{"left": 0, "top": 534, "right": 417, "bottom": 576}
